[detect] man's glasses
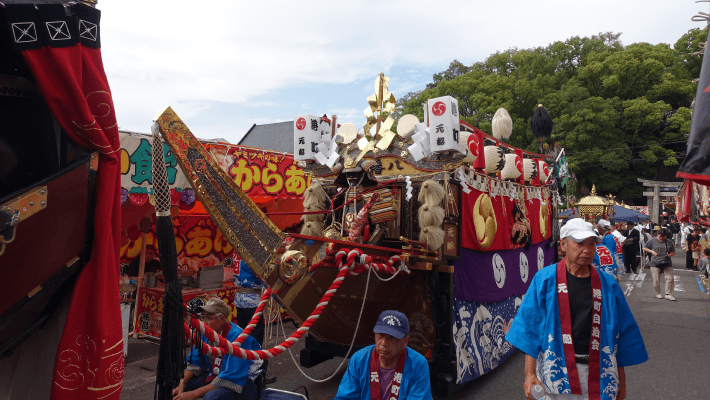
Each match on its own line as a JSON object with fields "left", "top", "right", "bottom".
{"left": 200, "top": 314, "right": 220, "bottom": 322}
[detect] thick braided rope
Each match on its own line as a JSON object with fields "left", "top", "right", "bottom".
{"left": 184, "top": 263, "right": 351, "bottom": 360}
{"left": 309, "top": 247, "right": 402, "bottom": 275}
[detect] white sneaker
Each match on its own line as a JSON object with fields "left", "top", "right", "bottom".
{"left": 665, "top": 295, "right": 676, "bottom": 301}
{"left": 655, "top": 294, "right": 663, "bottom": 299}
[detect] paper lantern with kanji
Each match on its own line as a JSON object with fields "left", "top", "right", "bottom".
{"left": 293, "top": 114, "right": 321, "bottom": 161}
{"left": 427, "top": 96, "right": 461, "bottom": 153}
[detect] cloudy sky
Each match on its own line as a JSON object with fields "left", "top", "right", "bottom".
{"left": 100, "top": 0, "right": 706, "bottom": 144}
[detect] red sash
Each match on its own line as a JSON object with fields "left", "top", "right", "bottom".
{"left": 206, "top": 323, "right": 232, "bottom": 383}
{"left": 369, "top": 346, "right": 407, "bottom": 400}
{"left": 556, "top": 258, "right": 602, "bottom": 399}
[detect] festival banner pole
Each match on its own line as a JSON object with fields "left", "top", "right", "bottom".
{"left": 151, "top": 122, "right": 185, "bottom": 399}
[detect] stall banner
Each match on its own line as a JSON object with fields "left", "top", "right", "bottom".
{"left": 134, "top": 286, "right": 238, "bottom": 339}
{"left": 461, "top": 181, "right": 551, "bottom": 252}
{"left": 454, "top": 239, "right": 555, "bottom": 304}
{"left": 120, "top": 215, "right": 232, "bottom": 266}
{"left": 453, "top": 293, "right": 522, "bottom": 384}
{"left": 208, "top": 144, "right": 313, "bottom": 202}
{"left": 119, "top": 132, "right": 311, "bottom": 206}
{"left": 120, "top": 131, "right": 192, "bottom": 194}
{"left": 630, "top": 206, "right": 649, "bottom": 215}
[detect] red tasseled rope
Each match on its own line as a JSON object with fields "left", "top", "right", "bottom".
{"left": 184, "top": 262, "right": 351, "bottom": 360}
{"left": 309, "top": 247, "right": 400, "bottom": 275}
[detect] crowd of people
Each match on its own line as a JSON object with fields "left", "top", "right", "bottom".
{"left": 165, "top": 214, "right": 706, "bottom": 400}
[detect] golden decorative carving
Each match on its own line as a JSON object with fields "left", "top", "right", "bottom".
{"left": 473, "top": 193, "right": 497, "bottom": 249}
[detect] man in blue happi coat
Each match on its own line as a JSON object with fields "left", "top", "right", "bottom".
{"left": 592, "top": 219, "right": 620, "bottom": 280}
{"left": 173, "top": 297, "right": 263, "bottom": 400}
{"left": 507, "top": 218, "right": 648, "bottom": 400}
{"left": 334, "top": 310, "right": 432, "bottom": 400}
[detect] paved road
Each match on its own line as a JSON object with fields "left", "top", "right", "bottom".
{"left": 121, "top": 253, "right": 710, "bottom": 399}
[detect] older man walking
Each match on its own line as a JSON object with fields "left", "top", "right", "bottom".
{"left": 506, "top": 218, "right": 648, "bottom": 400}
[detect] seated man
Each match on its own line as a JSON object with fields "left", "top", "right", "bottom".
{"left": 335, "top": 310, "right": 432, "bottom": 400}
{"left": 172, "top": 297, "right": 262, "bottom": 400}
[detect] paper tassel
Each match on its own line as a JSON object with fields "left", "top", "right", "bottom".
{"left": 531, "top": 104, "right": 553, "bottom": 138}
{"left": 418, "top": 179, "right": 446, "bottom": 206}
{"left": 419, "top": 226, "right": 445, "bottom": 251}
{"left": 492, "top": 108, "right": 513, "bottom": 139}
{"left": 418, "top": 205, "right": 445, "bottom": 228}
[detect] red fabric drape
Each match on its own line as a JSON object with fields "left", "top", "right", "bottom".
{"left": 19, "top": 14, "right": 123, "bottom": 400}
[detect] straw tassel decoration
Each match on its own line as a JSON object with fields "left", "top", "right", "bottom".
{"left": 492, "top": 108, "right": 513, "bottom": 140}
{"left": 301, "top": 180, "right": 327, "bottom": 236}
{"left": 419, "top": 226, "right": 445, "bottom": 251}
{"left": 418, "top": 180, "right": 446, "bottom": 206}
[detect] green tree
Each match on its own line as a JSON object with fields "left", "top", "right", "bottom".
{"left": 397, "top": 31, "right": 696, "bottom": 202}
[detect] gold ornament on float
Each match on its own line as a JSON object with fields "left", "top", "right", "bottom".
{"left": 279, "top": 250, "right": 308, "bottom": 284}
{"left": 473, "top": 193, "right": 497, "bottom": 249}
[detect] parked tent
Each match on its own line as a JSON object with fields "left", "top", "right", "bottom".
{"left": 612, "top": 205, "right": 650, "bottom": 223}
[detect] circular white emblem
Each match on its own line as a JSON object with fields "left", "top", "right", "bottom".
{"left": 519, "top": 252, "right": 529, "bottom": 283}
{"left": 492, "top": 254, "right": 506, "bottom": 288}
{"left": 537, "top": 247, "right": 545, "bottom": 270}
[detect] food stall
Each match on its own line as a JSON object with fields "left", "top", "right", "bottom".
{"left": 118, "top": 131, "right": 306, "bottom": 340}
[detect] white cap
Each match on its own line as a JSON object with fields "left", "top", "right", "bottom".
{"left": 597, "top": 219, "right": 611, "bottom": 229}
{"left": 561, "top": 218, "right": 602, "bottom": 243}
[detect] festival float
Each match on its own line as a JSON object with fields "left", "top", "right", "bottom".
{"left": 152, "top": 73, "right": 563, "bottom": 397}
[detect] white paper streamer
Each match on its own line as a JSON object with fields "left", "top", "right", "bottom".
{"left": 405, "top": 176, "right": 413, "bottom": 201}
{"left": 408, "top": 123, "right": 433, "bottom": 161}
{"left": 458, "top": 168, "right": 471, "bottom": 194}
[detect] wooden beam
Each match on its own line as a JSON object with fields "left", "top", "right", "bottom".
{"left": 636, "top": 178, "right": 682, "bottom": 188}
{"left": 643, "top": 192, "right": 677, "bottom": 197}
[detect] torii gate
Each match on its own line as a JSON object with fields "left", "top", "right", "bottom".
{"left": 637, "top": 178, "right": 682, "bottom": 224}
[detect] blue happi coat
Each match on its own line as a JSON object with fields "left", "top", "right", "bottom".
{"left": 334, "top": 345, "right": 433, "bottom": 400}
{"left": 592, "top": 243, "right": 618, "bottom": 278}
{"left": 233, "top": 260, "right": 263, "bottom": 308}
{"left": 506, "top": 263, "right": 648, "bottom": 400}
{"left": 607, "top": 234, "right": 625, "bottom": 272}
{"left": 186, "top": 321, "right": 262, "bottom": 393}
